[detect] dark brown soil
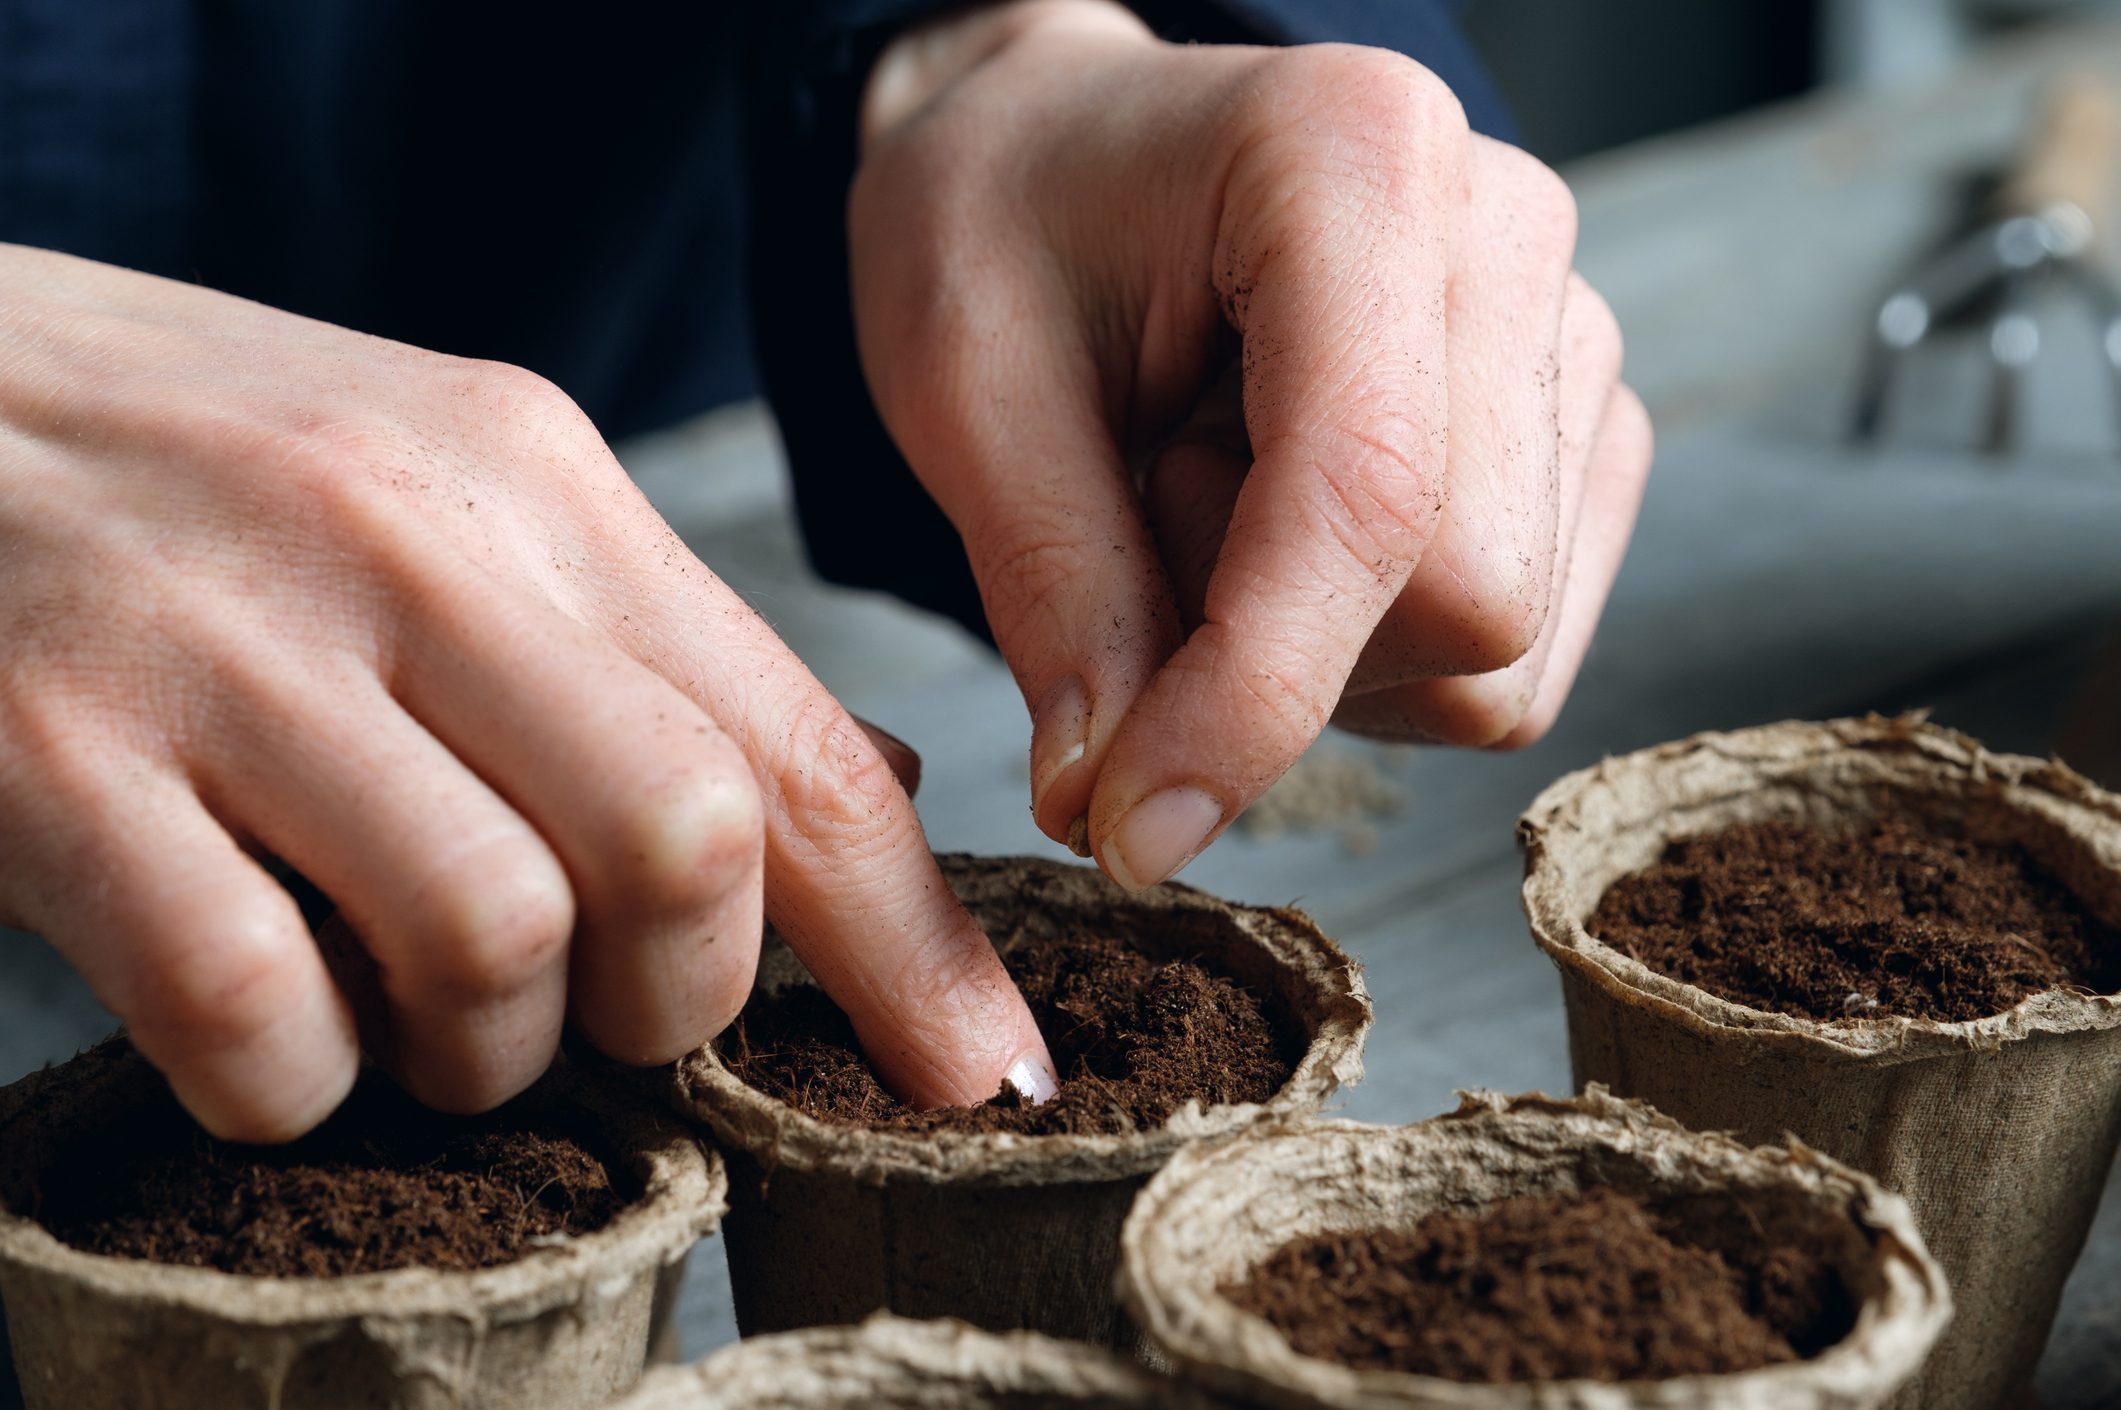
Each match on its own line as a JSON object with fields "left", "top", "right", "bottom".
{"left": 30, "top": 1073, "right": 627, "bottom": 1277}
{"left": 1225, "top": 1187, "right": 1853, "bottom": 1382}
{"left": 1589, "top": 819, "right": 2121, "bottom": 1023}
{"left": 717, "top": 934, "right": 1298, "bottom": 1135}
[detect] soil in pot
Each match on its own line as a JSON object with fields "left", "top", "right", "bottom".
{"left": 27, "top": 1071, "right": 632, "bottom": 1277}
{"left": 1589, "top": 817, "right": 2121, "bottom": 1022}
{"left": 1222, "top": 1186, "right": 1853, "bottom": 1383}
{"left": 0, "top": 1040, "right": 722, "bottom": 1410}
{"left": 719, "top": 932, "right": 1300, "bottom": 1133}
{"left": 683, "top": 855, "right": 1370, "bottom": 1349}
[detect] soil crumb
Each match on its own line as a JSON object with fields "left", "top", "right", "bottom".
{"left": 1590, "top": 818, "right": 2121, "bottom": 1023}
{"left": 718, "top": 934, "right": 1297, "bottom": 1135}
{"left": 35, "top": 1075, "right": 625, "bottom": 1277}
{"left": 1225, "top": 1187, "right": 1852, "bottom": 1382}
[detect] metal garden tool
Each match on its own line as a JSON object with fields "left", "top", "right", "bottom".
{"left": 1852, "top": 74, "right": 2121, "bottom": 455}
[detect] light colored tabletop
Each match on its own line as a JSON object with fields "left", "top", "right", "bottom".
{"left": 5, "top": 13, "right": 2121, "bottom": 1404}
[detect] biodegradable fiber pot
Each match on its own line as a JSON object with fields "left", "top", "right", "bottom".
{"left": 1519, "top": 715, "right": 2121, "bottom": 1410}
{"left": 1117, "top": 1089, "right": 1950, "bottom": 1410}
{"left": 0, "top": 1041, "right": 726, "bottom": 1410}
{"left": 672, "top": 853, "right": 1371, "bottom": 1348}
{"left": 610, "top": 1314, "right": 1224, "bottom": 1408}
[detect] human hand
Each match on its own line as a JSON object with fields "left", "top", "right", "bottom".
{"left": 854, "top": 0, "right": 1652, "bottom": 888}
{"left": 0, "top": 245, "right": 1053, "bottom": 1140}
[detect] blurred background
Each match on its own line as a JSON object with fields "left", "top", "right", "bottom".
{"left": 4, "top": 0, "right": 2120, "bottom": 1405}
{"left": 1470, "top": 0, "right": 2118, "bottom": 161}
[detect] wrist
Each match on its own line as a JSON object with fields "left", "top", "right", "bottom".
{"left": 861, "top": 0, "right": 1153, "bottom": 151}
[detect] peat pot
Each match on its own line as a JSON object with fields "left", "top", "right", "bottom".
{"left": 612, "top": 1314, "right": 1223, "bottom": 1408}
{"left": 673, "top": 854, "right": 1371, "bottom": 1349}
{"left": 1520, "top": 716, "right": 2121, "bottom": 1410}
{"left": 0, "top": 1042, "right": 725, "bottom": 1410}
{"left": 1119, "top": 1090, "right": 1949, "bottom": 1410}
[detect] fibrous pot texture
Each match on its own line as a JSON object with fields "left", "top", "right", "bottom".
{"left": 611, "top": 1314, "right": 1223, "bottom": 1408}
{"left": 1519, "top": 715, "right": 2121, "bottom": 1410}
{"left": 0, "top": 1041, "right": 725, "bottom": 1410}
{"left": 672, "top": 853, "right": 1371, "bottom": 1347}
{"left": 1118, "top": 1090, "right": 1949, "bottom": 1410}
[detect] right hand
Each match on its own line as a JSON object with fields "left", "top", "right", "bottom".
{"left": 0, "top": 244, "right": 1054, "bottom": 1141}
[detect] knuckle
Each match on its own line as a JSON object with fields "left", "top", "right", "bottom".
{"left": 1372, "top": 58, "right": 1469, "bottom": 152}
{"left": 1240, "top": 49, "right": 1467, "bottom": 222}
{"left": 772, "top": 697, "right": 910, "bottom": 847}
{"left": 413, "top": 847, "right": 574, "bottom": 1001}
{"left": 1210, "top": 627, "right": 1334, "bottom": 752}
{"left": 1486, "top": 145, "right": 1579, "bottom": 267}
{"left": 445, "top": 359, "right": 601, "bottom": 454}
{"left": 1270, "top": 46, "right": 1466, "bottom": 141}
{"left": 973, "top": 528, "right": 1096, "bottom": 637}
{"left": 618, "top": 766, "right": 765, "bottom": 913}
{"left": 136, "top": 904, "right": 307, "bottom": 1056}
{"left": 1288, "top": 417, "right": 1443, "bottom": 569}
{"left": 269, "top": 423, "right": 427, "bottom": 551}
{"left": 881, "top": 935, "right": 1017, "bottom": 1057}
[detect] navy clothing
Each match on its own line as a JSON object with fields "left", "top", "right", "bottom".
{"left": 0, "top": 0, "right": 1506, "bottom": 632}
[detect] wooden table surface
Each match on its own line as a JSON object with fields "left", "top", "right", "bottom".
{"left": 6, "top": 14, "right": 2121, "bottom": 1406}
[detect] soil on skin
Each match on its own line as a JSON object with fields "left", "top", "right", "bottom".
{"left": 33, "top": 1073, "right": 626, "bottom": 1277}
{"left": 717, "top": 934, "right": 1298, "bottom": 1135}
{"left": 1589, "top": 819, "right": 2121, "bottom": 1023}
{"left": 1225, "top": 1187, "right": 1854, "bottom": 1382}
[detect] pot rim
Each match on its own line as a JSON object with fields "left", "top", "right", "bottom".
{"left": 615, "top": 1313, "right": 1192, "bottom": 1407}
{"left": 1118, "top": 1089, "right": 1953, "bottom": 1410}
{"left": 1519, "top": 714, "right": 2121, "bottom": 1064}
{"left": 672, "top": 854, "right": 1373, "bottom": 1186}
{"left": 0, "top": 1040, "right": 726, "bottom": 1328}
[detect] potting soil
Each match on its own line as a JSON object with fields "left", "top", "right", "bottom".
{"left": 1588, "top": 818, "right": 2120, "bottom": 1022}
{"left": 33, "top": 1075, "right": 625, "bottom": 1276}
{"left": 718, "top": 934, "right": 1297, "bottom": 1135}
{"left": 1222, "top": 1187, "right": 1851, "bottom": 1382}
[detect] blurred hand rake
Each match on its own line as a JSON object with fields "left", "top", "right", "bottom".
{"left": 1852, "top": 75, "right": 2121, "bottom": 456}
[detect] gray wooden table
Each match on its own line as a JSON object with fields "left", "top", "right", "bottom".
{"left": 6, "top": 14, "right": 2121, "bottom": 1405}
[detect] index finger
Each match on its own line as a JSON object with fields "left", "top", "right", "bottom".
{"left": 1086, "top": 49, "right": 1463, "bottom": 890}
{"left": 620, "top": 535, "right": 1057, "bottom": 1108}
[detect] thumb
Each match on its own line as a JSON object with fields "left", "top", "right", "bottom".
{"left": 860, "top": 273, "right": 1183, "bottom": 850}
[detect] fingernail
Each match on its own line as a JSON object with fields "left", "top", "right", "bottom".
{"left": 1102, "top": 786, "right": 1225, "bottom": 893}
{"left": 1003, "top": 1051, "right": 1062, "bottom": 1105}
{"left": 1030, "top": 676, "right": 1091, "bottom": 823}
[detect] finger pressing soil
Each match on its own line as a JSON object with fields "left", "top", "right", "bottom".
{"left": 717, "top": 934, "right": 1298, "bottom": 1136}
{"left": 30, "top": 1072, "right": 626, "bottom": 1277}
{"left": 1588, "top": 819, "right": 2121, "bottom": 1023}
{"left": 1224, "top": 1187, "right": 1854, "bottom": 1382}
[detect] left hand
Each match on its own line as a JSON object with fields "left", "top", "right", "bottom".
{"left": 852, "top": 0, "right": 1652, "bottom": 891}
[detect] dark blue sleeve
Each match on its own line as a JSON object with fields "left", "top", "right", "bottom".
{"left": 747, "top": 0, "right": 1512, "bottom": 639}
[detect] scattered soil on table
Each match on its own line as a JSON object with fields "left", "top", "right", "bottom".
{"left": 1225, "top": 1187, "right": 1852, "bottom": 1382}
{"left": 31, "top": 1074, "right": 626, "bottom": 1277}
{"left": 1236, "top": 744, "right": 1403, "bottom": 855}
{"left": 717, "top": 934, "right": 1298, "bottom": 1136}
{"left": 1589, "top": 818, "right": 2121, "bottom": 1023}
